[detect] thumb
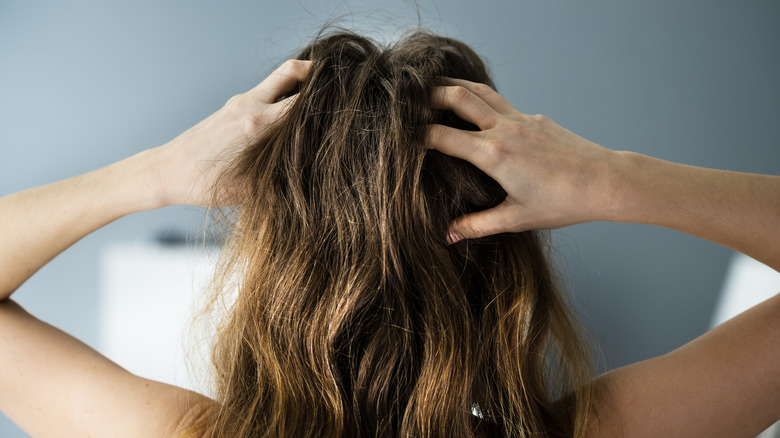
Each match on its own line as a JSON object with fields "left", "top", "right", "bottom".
{"left": 446, "top": 202, "right": 520, "bottom": 244}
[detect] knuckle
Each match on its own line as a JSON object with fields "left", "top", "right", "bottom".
{"left": 281, "top": 59, "right": 307, "bottom": 76}
{"left": 531, "top": 113, "right": 550, "bottom": 124}
{"left": 240, "top": 113, "right": 263, "bottom": 134}
{"left": 281, "top": 59, "right": 297, "bottom": 72}
{"left": 426, "top": 125, "right": 441, "bottom": 143}
{"left": 481, "top": 136, "right": 507, "bottom": 166}
{"left": 504, "top": 119, "right": 529, "bottom": 138}
{"left": 451, "top": 85, "right": 471, "bottom": 101}
{"left": 224, "top": 93, "right": 245, "bottom": 111}
{"left": 473, "top": 82, "right": 494, "bottom": 96}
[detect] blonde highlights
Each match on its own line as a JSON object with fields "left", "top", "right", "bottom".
{"left": 197, "top": 30, "right": 594, "bottom": 437}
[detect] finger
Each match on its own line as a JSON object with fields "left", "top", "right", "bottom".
{"left": 425, "top": 124, "right": 495, "bottom": 170}
{"left": 431, "top": 85, "right": 500, "bottom": 130}
{"left": 266, "top": 92, "right": 300, "bottom": 116}
{"left": 441, "top": 77, "right": 517, "bottom": 115}
{"left": 249, "top": 59, "right": 312, "bottom": 103}
{"left": 446, "top": 202, "right": 523, "bottom": 243}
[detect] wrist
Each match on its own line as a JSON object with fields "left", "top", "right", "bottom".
{"left": 581, "top": 148, "right": 631, "bottom": 224}
{"left": 607, "top": 150, "right": 679, "bottom": 225}
{"left": 600, "top": 150, "right": 648, "bottom": 224}
{"left": 117, "top": 146, "right": 173, "bottom": 211}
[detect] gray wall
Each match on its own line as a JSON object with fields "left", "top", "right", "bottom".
{"left": 1, "top": 0, "right": 778, "bottom": 435}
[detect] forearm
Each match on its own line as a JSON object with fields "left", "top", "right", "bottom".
{"left": 0, "top": 147, "right": 165, "bottom": 299}
{"left": 589, "top": 292, "right": 780, "bottom": 437}
{"left": 612, "top": 151, "right": 780, "bottom": 271}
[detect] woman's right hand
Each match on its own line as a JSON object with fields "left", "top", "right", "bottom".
{"left": 154, "top": 59, "right": 311, "bottom": 207}
{"left": 426, "top": 78, "right": 621, "bottom": 243}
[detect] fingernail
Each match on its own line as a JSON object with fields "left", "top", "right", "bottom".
{"left": 446, "top": 230, "right": 462, "bottom": 245}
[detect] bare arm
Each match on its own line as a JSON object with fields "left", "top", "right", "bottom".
{"left": 0, "top": 149, "right": 160, "bottom": 300}
{"left": 0, "top": 60, "right": 310, "bottom": 437}
{"left": 426, "top": 79, "right": 780, "bottom": 271}
{"left": 0, "top": 59, "right": 312, "bottom": 300}
{"left": 425, "top": 78, "right": 780, "bottom": 437}
{"left": 591, "top": 292, "right": 780, "bottom": 437}
{"left": 0, "top": 299, "right": 208, "bottom": 437}
{"left": 613, "top": 152, "right": 780, "bottom": 271}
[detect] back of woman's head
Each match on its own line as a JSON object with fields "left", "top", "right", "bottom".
{"left": 202, "top": 29, "right": 593, "bottom": 438}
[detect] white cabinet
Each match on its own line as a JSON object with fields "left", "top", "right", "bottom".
{"left": 98, "top": 240, "right": 219, "bottom": 396}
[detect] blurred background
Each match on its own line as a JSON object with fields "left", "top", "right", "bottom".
{"left": 1, "top": 0, "right": 779, "bottom": 436}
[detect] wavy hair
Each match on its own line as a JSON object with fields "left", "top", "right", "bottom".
{"left": 193, "top": 29, "right": 594, "bottom": 438}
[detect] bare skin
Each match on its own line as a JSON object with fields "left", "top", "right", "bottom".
{"left": 427, "top": 77, "right": 780, "bottom": 437}
{"left": 1, "top": 60, "right": 777, "bottom": 437}
{"left": 0, "top": 59, "right": 311, "bottom": 438}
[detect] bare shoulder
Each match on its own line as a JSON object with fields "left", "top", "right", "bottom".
{"left": 586, "top": 293, "right": 780, "bottom": 438}
{"left": 0, "top": 299, "right": 215, "bottom": 438}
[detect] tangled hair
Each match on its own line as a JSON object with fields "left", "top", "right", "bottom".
{"left": 195, "top": 29, "right": 594, "bottom": 437}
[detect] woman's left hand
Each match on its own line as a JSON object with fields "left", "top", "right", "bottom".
{"left": 153, "top": 59, "right": 311, "bottom": 207}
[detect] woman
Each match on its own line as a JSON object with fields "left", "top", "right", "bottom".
{"left": 0, "top": 30, "right": 777, "bottom": 438}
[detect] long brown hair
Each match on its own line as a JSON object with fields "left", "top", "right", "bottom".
{"left": 195, "top": 29, "right": 594, "bottom": 437}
